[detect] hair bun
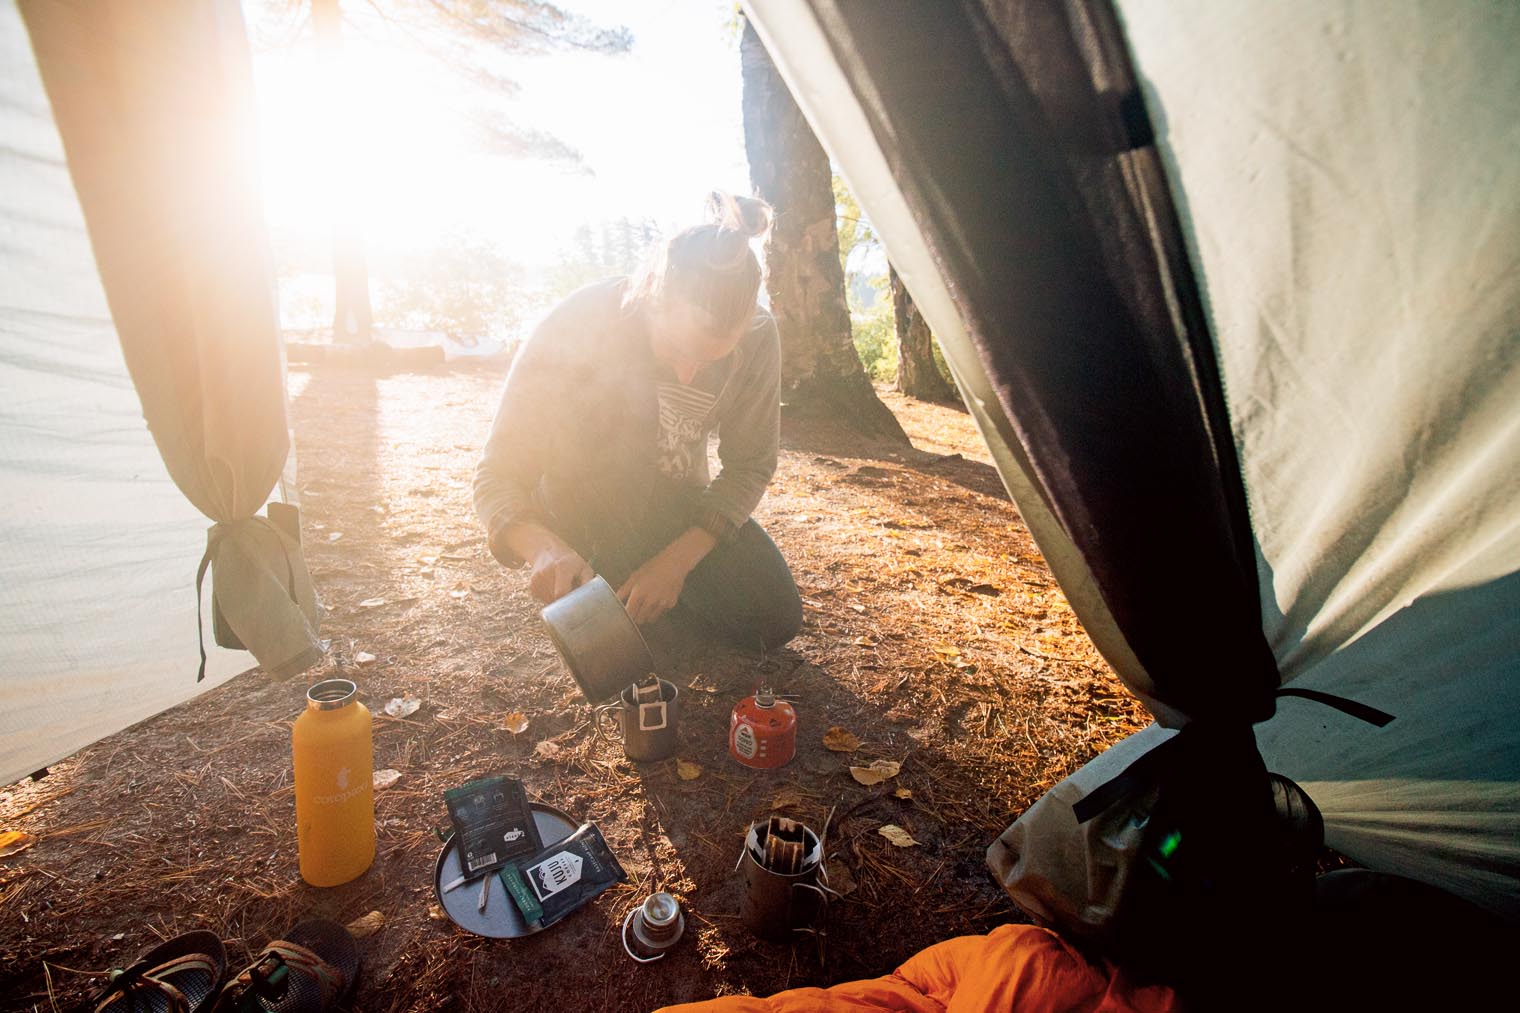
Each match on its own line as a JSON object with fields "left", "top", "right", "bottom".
{"left": 708, "top": 191, "right": 773, "bottom": 240}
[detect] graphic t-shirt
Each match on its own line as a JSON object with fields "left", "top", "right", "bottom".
{"left": 655, "top": 381, "right": 718, "bottom": 482}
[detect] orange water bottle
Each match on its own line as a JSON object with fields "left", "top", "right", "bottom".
{"left": 293, "top": 679, "right": 375, "bottom": 886}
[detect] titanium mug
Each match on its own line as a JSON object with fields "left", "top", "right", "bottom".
{"left": 737, "top": 818, "right": 831, "bottom": 942}
{"left": 593, "top": 678, "right": 681, "bottom": 762}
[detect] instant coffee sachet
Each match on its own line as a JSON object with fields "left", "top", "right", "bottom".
{"left": 498, "top": 822, "right": 628, "bottom": 928}
{"left": 443, "top": 775, "right": 541, "bottom": 877}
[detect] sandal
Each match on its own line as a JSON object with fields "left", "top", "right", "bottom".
{"left": 210, "top": 920, "right": 360, "bottom": 1012}
{"left": 93, "top": 929, "right": 228, "bottom": 1013}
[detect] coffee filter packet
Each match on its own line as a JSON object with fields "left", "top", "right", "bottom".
{"left": 498, "top": 822, "right": 627, "bottom": 928}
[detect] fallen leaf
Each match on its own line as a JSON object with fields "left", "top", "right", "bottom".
{"left": 427, "top": 903, "right": 447, "bottom": 922}
{"left": 383, "top": 695, "right": 421, "bottom": 719}
{"left": 879, "top": 824, "right": 920, "bottom": 847}
{"left": 369, "top": 505, "right": 386, "bottom": 515}
{"left": 823, "top": 726, "right": 861, "bottom": 753}
{"left": 685, "top": 673, "right": 719, "bottom": 693}
{"left": 372, "top": 769, "right": 401, "bottom": 790}
{"left": 354, "top": 651, "right": 377, "bottom": 665}
{"left": 503, "top": 712, "right": 530, "bottom": 734}
{"left": 849, "top": 759, "right": 902, "bottom": 785}
{"left": 357, "top": 597, "right": 387, "bottom": 609}
{"left": 771, "top": 787, "right": 807, "bottom": 809}
{"left": 893, "top": 787, "right": 913, "bottom": 800}
{"left": 534, "top": 741, "right": 561, "bottom": 760}
{"left": 851, "top": 636, "right": 877, "bottom": 647}
{"left": 931, "top": 644, "right": 962, "bottom": 659}
{"left": 0, "top": 831, "right": 37, "bottom": 858}
{"left": 418, "top": 555, "right": 439, "bottom": 566}
{"left": 448, "top": 586, "right": 471, "bottom": 599}
{"left": 327, "top": 531, "right": 343, "bottom": 542}
{"left": 346, "top": 910, "right": 386, "bottom": 938}
{"left": 848, "top": 603, "right": 867, "bottom": 613}
{"left": 418, "top": 567, "right": 435, "bottom": 577}
{"left": 676, "top": 760, "right": 702, "bottom": 781}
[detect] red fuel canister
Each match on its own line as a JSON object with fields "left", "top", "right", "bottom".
{"left": 729, "top": 690, "right": 797, "bottom": 769}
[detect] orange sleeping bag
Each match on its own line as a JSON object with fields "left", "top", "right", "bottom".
{"left": 656, "top": 924, "right": 1177, "bottom": 1013}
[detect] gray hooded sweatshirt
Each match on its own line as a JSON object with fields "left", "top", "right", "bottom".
{"left": 474, "top": 278, "right": 781, "bottom": 567}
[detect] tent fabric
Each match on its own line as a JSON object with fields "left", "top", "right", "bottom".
{"left": 1115, "top": 0, "right": 1520, "bottom": 916}
{"left": 742, "top": 0, "right": 1518, "bottom": 919}
{"left": 655, "top": 923, "right": 1177, "bottom": 1013}
{"left": 0, "top": 0, "right": 316, "bottom": 785}
{"left": 1, "top": 0, "right": 245, "bottom": 785}
{"left": 19, "top": 2, "right": 321, "bottom": 679}
{"left": 741, "top": 0, "right": 1172, "bottom": 725}
{"left": 761, "top": 0, "right": 1278, "bottom": 726}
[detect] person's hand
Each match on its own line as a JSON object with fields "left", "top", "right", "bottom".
{"left": 616, "top": 544, "right": 695, "bottom": 625}
{"left": 616, "top": 528, "right": 719, "bottom": 624}
{"left": 527, "top": 541, "right": 594, "bottom": 604}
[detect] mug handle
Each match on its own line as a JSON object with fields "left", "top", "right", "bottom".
{"left": 791, "top": 881, "right": 831, "bottom": 966}
{"left": 593, "top": 701, "right": 624, "bottom": 742}
{"left": 792, "top": 879, "right": 832, "bottom": 917}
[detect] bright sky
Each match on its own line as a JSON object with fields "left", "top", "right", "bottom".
{"left": 246, "top": 0, "right": 749, "bottom": 274}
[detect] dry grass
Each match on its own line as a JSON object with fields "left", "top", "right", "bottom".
{"left": 0, "top": 367, "right": 1149, "bottom": 1011}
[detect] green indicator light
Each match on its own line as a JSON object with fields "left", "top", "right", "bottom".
{"left": 1158, "top": 830, "right": 1182, "bottom": 859}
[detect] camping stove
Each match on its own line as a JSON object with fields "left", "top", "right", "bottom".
{"left": 729, "top": 689, "right": 797, "bottom": 769}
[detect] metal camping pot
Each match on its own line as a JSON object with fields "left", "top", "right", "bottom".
{"left": 594, "top": 677, "right": 681, "bottom": 762}
{"left": 738, "top": 817, "right": 830, "bottom": 942}
{"left": 541, "top": 576, "right": 656, "bottom": 705}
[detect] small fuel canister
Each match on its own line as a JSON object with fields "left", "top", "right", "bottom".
{"left": 729, "top": 689, "right": 797, "bottom": 769}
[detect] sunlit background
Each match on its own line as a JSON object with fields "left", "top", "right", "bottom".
{"left": 243, "top": 0, "right": 752, "bottom": 344}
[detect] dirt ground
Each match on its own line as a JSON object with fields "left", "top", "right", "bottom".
{"left": 0, "top": 361, "right": 1151, "bottom": 1012}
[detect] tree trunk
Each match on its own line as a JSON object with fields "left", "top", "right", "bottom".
{"left": 313, "top": 0, "right": 373, "bottom": 345}
{"left": 740, "top": 20, "right": 907, "bottom": 443}
{"left": 891, "top": 265, "right": 956, "bottom": 402}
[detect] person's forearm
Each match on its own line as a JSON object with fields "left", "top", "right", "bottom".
{"left": 499, "top": 521, "right": 568, "bottom": 565}
{"left": 664, "top": 527, "right": 719, "bottom": 572}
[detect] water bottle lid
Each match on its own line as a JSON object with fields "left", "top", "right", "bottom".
{"left": 307, "top": 679, "right": 358, "bottom": 710}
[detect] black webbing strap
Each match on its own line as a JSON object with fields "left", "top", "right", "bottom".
{"left": 1072, "top": 691, "right": 1395, "bottom": 824}
{"left": 1275, "top": 687, "right": 1395, "bottom": 727}
{"left": 1071, "top": 732, "right": 1185, "bottom": 824}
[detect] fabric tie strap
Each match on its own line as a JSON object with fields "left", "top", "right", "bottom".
{"left": 194, "top": 515, "right": 303, "bottom": 682}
